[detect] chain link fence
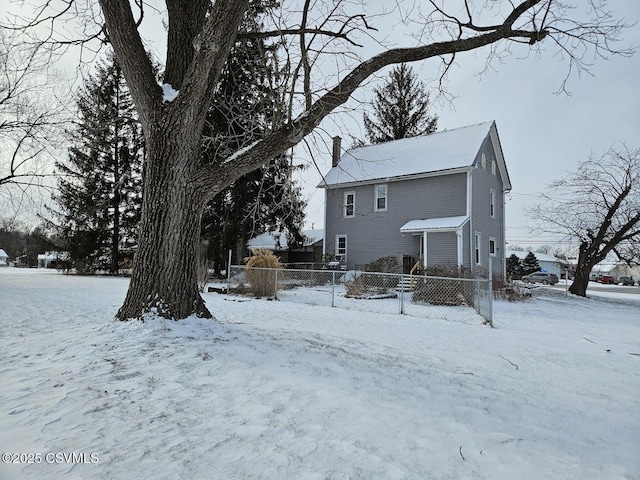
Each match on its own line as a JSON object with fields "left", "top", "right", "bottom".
{"left": 226, "top": 266, "right": 492, "bottom": 326}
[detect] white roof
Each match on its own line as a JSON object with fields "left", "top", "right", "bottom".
{"left": 247, "top": 229, "right": 324, "bottom": 251}
{"left": 401, "top": 216, "right": 469, "bottom": 233}
{"left": 0, "top": 249, "right": 8, "bottom": 258}
{"left": 320, "top": 121, "right": 497, "bottom": 187}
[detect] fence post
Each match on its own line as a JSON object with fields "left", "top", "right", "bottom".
{"left": 332, "top": 271, "right": 336, "bottom": 307}
{"left": 274, "top": 268, "right": 278, "bottom": 300}
{"left": 400, "top": 274, "right": 405, "bottom": 314}
{"left": 488, "top": 260, "right": 493, "bottom": 327}
{"left": 226, "top": 249, "right": 232, "bottom": 293}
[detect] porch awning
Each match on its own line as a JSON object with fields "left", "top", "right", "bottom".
{"left": 400, "top": 215, "right": 469, "bottom": 234}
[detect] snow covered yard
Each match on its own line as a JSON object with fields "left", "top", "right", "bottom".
{"left": 1, "top": 268, "right": 638, "bottom": 480}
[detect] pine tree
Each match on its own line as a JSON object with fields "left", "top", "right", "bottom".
{"left": 522, "top": 252, "right": 541, "bottom": 276}
{"left": 363, "top": 63, "right": 438, "bottom": 144}
{"left": 506, "top": 254, "right": 524, "bottom": 279}
{"left": 48, "top": 51, "right": 143, "bottom": 273}
{"left": 200, "top": 9, "right": 306, "bottom": 273}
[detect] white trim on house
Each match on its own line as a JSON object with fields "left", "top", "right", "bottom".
{"left": 374, "top": 183, "right": 388, "bottom": 212}
{"left": 321, "top": 166, "right": 472, "bottom": 190}
{"left": 343, "top": 191, "right": 355, "bottom": 218}
{"left": 489, "top": 237, "right": 497, "bottom": 257}
{"left": 490, "top": 189, "right": 496, "bottom": 218}
{"left": 488, "top": 125, "right": 512, "bottom": 192}
{"left": 335, "top": 234, "right": 347, "bottom": 262}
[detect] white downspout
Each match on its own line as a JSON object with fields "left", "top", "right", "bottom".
{"left": 467, "top": 169, "right": 473, "bottom": 271}
{"left": 422, "top": 231, "right": 428, "bottom": 269}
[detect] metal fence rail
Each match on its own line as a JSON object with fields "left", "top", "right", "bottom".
{"left": 227, "top": 266, "right": 492, "bottom": 326}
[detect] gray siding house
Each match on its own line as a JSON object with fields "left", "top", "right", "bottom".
{"left": 319, "top": 121, "right": 511, "bottom": 277}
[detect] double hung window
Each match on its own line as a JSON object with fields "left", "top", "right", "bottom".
{"left": 374, "top": 184, "right": 387, "bottom": 211}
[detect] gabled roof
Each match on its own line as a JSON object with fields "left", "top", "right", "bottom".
{"left": 319, "top": 121, "right": 510, "bottom": 189}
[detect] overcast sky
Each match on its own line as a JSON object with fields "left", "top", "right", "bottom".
{"left": 296, "top": 0, "right": 640, "bottom": 254}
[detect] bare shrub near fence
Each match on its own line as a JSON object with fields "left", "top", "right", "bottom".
{"left": 345, "top": 274, "right": 366, "bottom": 297}
{"left": 245, "top": 248, "right": 280, "bottom": 297}
{"left": 412, "top": 277, "right": 471, "bottom": 306}
{"left": 412, "top": 264, "right": 472, "bottom": 306}
{"left": 367, "top": 255, "right": 401, "bottom": 273}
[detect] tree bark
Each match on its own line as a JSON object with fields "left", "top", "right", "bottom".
{"left": 116, "top": 123, "right": 211, "bottom": 320}
{"left": 569, "top": 242, "right": 597, "bottom": 297}
{"left": 569, "top": 265, "right": 590, "bottom": 297}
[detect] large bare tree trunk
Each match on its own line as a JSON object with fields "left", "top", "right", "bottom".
{"left": 116, "top": 124, "right": 210, "bottom": 320}
{"left": 569, "top": 267, "right": 590, "bottom": 297}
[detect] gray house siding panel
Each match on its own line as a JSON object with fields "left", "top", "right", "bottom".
{"left": 325, "top": 172, "right": 468, "bottom": 269}
{"left": 471, "top": 134, "right": 506, "bottom": 276}
{"left": 426, "top": 231, "right": 458, "bottom": 267}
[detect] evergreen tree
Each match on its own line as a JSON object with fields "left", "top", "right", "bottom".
{"left": 522, "top": 252, "right": 541, "bottom": 276}
{"left": 506, "top": 254, "right": 524, "bottom": 279}
{"left": 48, "top": 51, "right": 143, "bottom": 273}
{"left": 363, "top": 63, "right": 439, "bottom": 144}
{"left": 200, "top": 8, "right": 306, "bottom": 273}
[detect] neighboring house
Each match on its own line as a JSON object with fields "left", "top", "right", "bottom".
{"left": 506, "top": 250, "right": 569, "bottom": 278}
{"left": 37, "top": 251, "right": 70, "bottom": 269}
{"left": 246, "top": 229, "right": 324, "bottom": 265}
{"left": 320, "top": 121, "right": 511, "bottom": 276}
{"left": 0, "top": 249, "right": 8, "bottom": 266}
{"left": 608, "top": 262, "right": 640, "bottom": 282}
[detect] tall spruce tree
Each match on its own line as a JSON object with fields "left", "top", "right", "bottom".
{"left": 49, "top": 51, "right": 143, "bottom": 273}
{"left": 363, "top": 63, "right": 439, "bottom": 145}
{"left": 522, "top": 252, "right": 541, "bottom": 276}
{"left": 200, "top": 8, "right": 306, "bottom": 273}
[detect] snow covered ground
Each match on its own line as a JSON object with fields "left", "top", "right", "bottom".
{"left": 1, "top": 268, "right": 639, "bottom": 480}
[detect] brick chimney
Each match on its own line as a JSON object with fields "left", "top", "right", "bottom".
{"left": 332, "top": 136, "right": 341, "bottom": 168}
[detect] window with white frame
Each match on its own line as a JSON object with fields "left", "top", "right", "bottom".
{"left": 490, "top": 189, "right": 495, "bottom": 218}
{"left": 344, "top": 192, "right": 355, "bottom": 218}
{"left": 489, "top": 237, "right": 497, "bottom": 257}
{"left": 475, "top": 233, "right": 481, "bottom": 265}
{"left": 491, "top": 160, "right": 496, "bottom": 175}
{"left": 480, "top": 153, "right": 486, "bottom": 168}
{"left": 374, "top": 184, "right": 387, "bottom": 211}
{"left": 336, "top": 235, "right": 347, "bottom": 261}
